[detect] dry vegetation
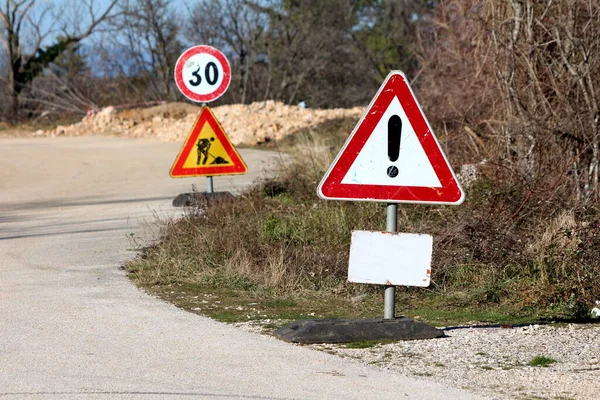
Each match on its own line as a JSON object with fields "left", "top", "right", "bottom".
{"left": 416, "top": 0, "right": 600, "bottom": 202}
{"left": 129, "top": 127, "right": 599, "bottom": 323}
{"left": 3, "top": 0, "right": 598, "bottom": 322}
{"left": 127, "top": 0, "right": 600, "bottom": 323}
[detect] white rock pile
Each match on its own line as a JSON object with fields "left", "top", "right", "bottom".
{"left": 48, "top": 101, "right": 363, "bottom": 146}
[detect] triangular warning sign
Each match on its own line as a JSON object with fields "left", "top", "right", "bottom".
{"left": 170, "top": 107, "right": 247, "bottom": 177}
{"left": 317, "top": 71, "right": 464, "bottom": 204}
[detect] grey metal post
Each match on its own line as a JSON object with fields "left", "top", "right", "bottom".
{"left": 384, "top": 203, "right": 398, "bottom": 319}
{"left": 198, "top": 102, "right": 214, "bottom": 194}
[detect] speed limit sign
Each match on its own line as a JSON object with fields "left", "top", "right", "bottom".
{"left": 174, "top": 45, "right": 231, "bottom": 103}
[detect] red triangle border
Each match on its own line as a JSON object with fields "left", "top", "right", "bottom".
{"left": 170, "top": 107, "right": 247, "bottom": 177}
{"left": 317, "top": 71, "right": 464, "bottom": 204}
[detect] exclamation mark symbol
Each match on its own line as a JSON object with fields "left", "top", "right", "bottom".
{"left": 387, "top": 115, "right": 402, "bottom": 178}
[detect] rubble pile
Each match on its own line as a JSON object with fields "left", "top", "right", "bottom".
{"left": 49, "top": 101, "right": 363, "bottom": 145}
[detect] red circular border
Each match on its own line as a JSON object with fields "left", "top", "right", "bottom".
{"left": 174, "top": 45, "right": 231, "bottom": 103}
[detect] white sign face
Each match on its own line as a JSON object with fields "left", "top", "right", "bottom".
{"left": 341, "top": 96, "right": 442, "bottom": 187}
{"left": 348, "top": 231, "right": 432, "bottom": 287}
{"left": 181, "top": 53, "right": 225, "bottom": 97}
{"left": 174, "top": 45, "right": 231, "bottom": 103}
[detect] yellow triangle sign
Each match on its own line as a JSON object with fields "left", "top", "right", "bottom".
{"left": 170, "top": 107, "right": 247, "bottom": 177}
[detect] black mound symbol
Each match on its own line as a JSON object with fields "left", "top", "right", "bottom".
{"left": 211, "top": 156, "right": 229, "bottom": 165}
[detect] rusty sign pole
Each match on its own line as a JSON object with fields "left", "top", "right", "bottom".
{"left": 384, "top": 203, "right": 397, "bottom": 319}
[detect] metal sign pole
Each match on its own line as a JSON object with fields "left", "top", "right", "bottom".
{"left": 384, "top": 203, "right": 397, "bottom": 319}
{"left": 197, "top": 102, "right": 214, "bottom": 194}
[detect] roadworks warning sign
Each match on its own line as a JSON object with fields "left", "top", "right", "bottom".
{"left": 170, "top": 107, "right": 247, "bottom": 177}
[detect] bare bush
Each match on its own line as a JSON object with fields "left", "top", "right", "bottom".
{"left": 117, "top": 0, "right": 183, "bottom": 101}
{"left": 417, "top": 0, "right": 600, "bottom": 202}
{"left": 0, "top": 0, "right": 120, "bottom": 121}
{"left": 411, "top": 0, "right": 600, "bottom": 311}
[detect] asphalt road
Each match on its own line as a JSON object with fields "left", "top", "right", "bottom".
{"left": 0, "top": 136, "right": 484, "bottom": 399}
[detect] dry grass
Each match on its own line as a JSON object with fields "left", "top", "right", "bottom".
{"left": 127, "top": 115, "right": 600, "bottom": 321}
{"left": 127, "top": 0, "right": 600, "bottom": 321}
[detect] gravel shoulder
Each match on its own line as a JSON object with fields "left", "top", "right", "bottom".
{"left": 233, "top": 321, "right": 600, "bottom": 400}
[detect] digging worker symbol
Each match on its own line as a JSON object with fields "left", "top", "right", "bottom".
{"left": 196, "top": 137, "right": 230, "bottom": 166}
{"left": 197, "top": 137, "right": 214, "bottom": 165}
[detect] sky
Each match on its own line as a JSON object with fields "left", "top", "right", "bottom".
{"left": 37, "top": 0, "right": 188, "bottom": 46}
{"left": 0, "top": 0, "right": 191, "bottom": 74}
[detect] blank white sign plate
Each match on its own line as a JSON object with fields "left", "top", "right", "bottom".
{"left": 348, "top": 231, "right": 432, "bottom": 287}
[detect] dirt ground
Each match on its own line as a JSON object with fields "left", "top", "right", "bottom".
{"left": 25, "top": 101, "right": 363, "bottom": 146}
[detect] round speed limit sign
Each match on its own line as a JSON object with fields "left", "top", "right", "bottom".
{"left": 174, "top": 45, "right": 231, "bottom": 103}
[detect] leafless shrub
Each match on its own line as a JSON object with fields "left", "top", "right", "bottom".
{"left": 0, "top": 0, "right": 120, "bottom": 121}
{"left": 417, "top": 0, "right": 600, "bottom": 202}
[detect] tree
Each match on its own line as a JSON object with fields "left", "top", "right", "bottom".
{"left": 51, "top": 40, "right": 89, "bottom": 83}
{"left": 351, "top": 0, "right": 431, "bottom": 82}
{"left": 114, "top": 0, "right": 182, "bottom": 101}
{"left": 254, "top": 0, "right": 376, "bottom": 107}
{"left": 0, "top": 0, "right": 119, "bottom": 121}
{"left": 184, "top": 0, "right": 430, "bottom": 108}
{"left": 186, "top": 0, "right": 267, "bottom": 104}
{"left": 487, "top": 0, "right": 600, "bottom": 200}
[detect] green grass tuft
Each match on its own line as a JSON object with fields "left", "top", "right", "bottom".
{"left": 527, "top": 355, "right": 558, "bottom": 367}
{"left": 212, "top": 312, "right": 244, "bottom": 323}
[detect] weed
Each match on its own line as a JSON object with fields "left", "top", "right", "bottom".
{"left": 527, "top": 355, "right": 558, "bottom": 368}
{"left": 263, "top": 299, "right": 298, "bottom": 308}
{"left": 212, "top": 312, "right": 244, "bottom": 323}
{"left": 201, "top": 275, "right": 256, "bottom": 291}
